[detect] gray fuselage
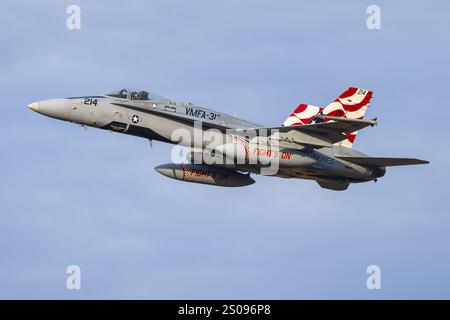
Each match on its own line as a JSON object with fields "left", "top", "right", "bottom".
{"left": 27, "top": 90, "right": 386, "bottom": 185}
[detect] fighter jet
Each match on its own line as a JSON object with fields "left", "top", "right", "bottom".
{"left": 27, "top": 87, "right": 428, "bottom": 190}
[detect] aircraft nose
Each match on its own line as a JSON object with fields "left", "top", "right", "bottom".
{"left": 26, "top": 99, "right": 71, "bottom": 120}
{"left": 27, "top": 102, "right": 40, "bottom": 112}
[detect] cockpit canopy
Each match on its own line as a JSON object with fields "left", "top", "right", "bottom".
{"left": 106, "top": 88, "right": 168, "bottom": 101}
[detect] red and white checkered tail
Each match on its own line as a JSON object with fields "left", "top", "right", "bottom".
{"left": 322, "top": 87, "right": 373, "bottom": 148}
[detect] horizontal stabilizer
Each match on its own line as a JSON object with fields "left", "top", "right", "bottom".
{"left": 336, "top": 156, "right": 429, "bottom": 167}
{"left": 315, "top": 116, "right": 377, "bottom": 126}
{"left": 244, "top": 118, "right": 376, "bottom": 147}
{"left": 298, "top": 119, "right": 375, "bottom": 137}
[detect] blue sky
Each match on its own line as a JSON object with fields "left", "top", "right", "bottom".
{"left": 0, "top": 0, "right": 449, "bottom": 299}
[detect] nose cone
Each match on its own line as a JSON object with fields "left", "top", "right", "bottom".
{"left": 154, "top": 163, "right": 178, "bottom": 178}
{"left": 27, "top": 102, "right": 40, "bottom": 112}
{"left": 26, "top": 99, "right": 71, "bottom": 120}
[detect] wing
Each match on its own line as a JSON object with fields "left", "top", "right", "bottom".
{"left": 294, "top": 117, "right": 377, "bottom": 143}
{"left": 236, "top": 118, "right": 377, "bottom": 148}
{"left": 336, "top": 156, "right": 429, "bottom": 167}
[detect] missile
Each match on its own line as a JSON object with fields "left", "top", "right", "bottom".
{"left": 154, "top": 163, "right": 255, "bottom": 187}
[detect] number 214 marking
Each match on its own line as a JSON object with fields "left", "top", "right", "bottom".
{"left": 84, "top": 98, "right": 98, "bottom": 106}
